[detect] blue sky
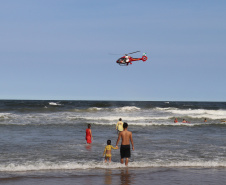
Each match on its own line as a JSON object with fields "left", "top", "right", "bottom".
{"left": 1, "top": 0, "right": 226, "bottom": 101}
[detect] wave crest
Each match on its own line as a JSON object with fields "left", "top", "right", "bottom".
{"left": 1, "top": 160, "right": 226, "bottom": 172}
{"left": 49, "top": 102, "right": 62, "bottom": 106}
{"left": 115, "top": 106, "right": 141, "bottom": 112}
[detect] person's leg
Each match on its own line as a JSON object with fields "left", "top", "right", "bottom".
{"left": 109, "top": 157, "right": 112, "bottom": 163}
{"left": 105, "top": 157, "right": 107, "bottom": 163}
{"left": 125, "top": 158, "right": 129, "bottom": 166}
{"left": 121, "top": 158, "right": 124, "bottom": 164}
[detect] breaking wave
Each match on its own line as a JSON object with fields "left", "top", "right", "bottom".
{"left": 155, "top": 107, "right": 226, "bottom": 119}
{"left": 49, "top": 102, "right": 62, "bottom": 106}
{"left": 1, "top": 160, "right": 226, "bottom": 172}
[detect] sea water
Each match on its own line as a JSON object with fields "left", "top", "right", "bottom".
{"left": 0, "top": 100, "right": 226, "bottom": 184}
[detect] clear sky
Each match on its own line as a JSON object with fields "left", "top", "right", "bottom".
{"left": 1, "top": 0, "right": 226, "bottom": 101}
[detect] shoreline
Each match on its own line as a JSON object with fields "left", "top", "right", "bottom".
{"left": 1, "top": 167, "right": 226, "bottom": 185}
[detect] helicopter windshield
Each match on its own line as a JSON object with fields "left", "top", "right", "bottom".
{"left": 116, "top": 58, "right": 127, "bottom": 66}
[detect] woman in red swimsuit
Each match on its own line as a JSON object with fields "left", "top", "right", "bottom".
{"left": 86, "top": 124, "right": 93, "bottom": 144}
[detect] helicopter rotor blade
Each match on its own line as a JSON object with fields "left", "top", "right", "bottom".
{"left": 109, "top": 51, "right": 140, "bottom": 56}
{"left": 127, "top": 51, "right": 140, "bottom": 55}
{"left": 108, "top": 53, "right": 124, "bottom": 55}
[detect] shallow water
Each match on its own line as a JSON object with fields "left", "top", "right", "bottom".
{"left": 0, "top": 100, "right": 226, "bottom": 184}
{"left": 1, "top": 168, "right": 226, "bottom": 185}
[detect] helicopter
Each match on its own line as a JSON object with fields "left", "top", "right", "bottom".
{"left": 116, "top": 51, "right": 148, "bottom": 66}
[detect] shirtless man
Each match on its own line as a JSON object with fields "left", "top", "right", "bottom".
{"left": 116, "top": 122, "right": 134, "bottom": 166}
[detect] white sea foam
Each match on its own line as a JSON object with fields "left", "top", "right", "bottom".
{"left": 155, "top": 107, "right": 174, "bottom": 111}
{"left": 70, "top": 106, "right": 140, "bottom": 112}
{"left": 1, "top": 106, "right": 225, "bottom": 126}
{"left": 1, "top": 160, "right": 226, "bottom": 172}
{"left": 0, "top": 111, "right": 225, "bottom": 126}
{"left": 0, "top": 113, "right": 11, "bottom": 119}
{"left": 114, "top": 106, "right": 141, "bottom": 112}
{"left": 49, "top": 102, "right": 62, "bottom": 106}
{"left": 155, "top": 108, "right": 226, "bottom": 119}
{"left": 87, "top": 107, "right": 104, "bottom": 111}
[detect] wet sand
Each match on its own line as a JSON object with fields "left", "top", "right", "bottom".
{"left": 1, "top": 167, "right": 226, "bottom": 185}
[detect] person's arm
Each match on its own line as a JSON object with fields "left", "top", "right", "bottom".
{"left": 111, "top": 145, "right": 118, "bottom": 149}
{"left": 116, "top": 123, "right": 118, "bottom": 130}
{"left": 116, "top": 132, "right": 121, "bottom": 147}
{"left": 90, "top": 130, "right": 93, "bottom": 140}
{"left": 130, "top": 133, "right": 134, "bottom": 150}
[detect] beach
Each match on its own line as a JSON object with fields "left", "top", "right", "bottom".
{"left": 1, "top": 167, "right": 226, "bottom": 185}
{"left": 0, "top": 100, "right": 226, "bottom": 184}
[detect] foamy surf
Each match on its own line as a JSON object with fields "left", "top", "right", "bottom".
{"left": 49, "top": 102, "right": 62, "bottom": 106}
{"left": 157, "top": 108, "right": 226, "bottom": 119}
{"left": 1, "top": 160, "right": 226, "bottom": 172}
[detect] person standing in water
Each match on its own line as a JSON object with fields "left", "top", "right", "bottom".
{"left": 116, "top": 118, "right": 123, "bottom": 134}
{"left": 116, "top": 122, "right": 134, "bottom": 166}
{"left": 103, "top": 140, "right": 118, "bottom": 163}
{"left": 86, "top": 124, "right": 93, "bottom": 144}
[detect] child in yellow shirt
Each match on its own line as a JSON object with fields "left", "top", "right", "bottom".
{"left": 103, "top": 140, "right": 118, "bottom": 162}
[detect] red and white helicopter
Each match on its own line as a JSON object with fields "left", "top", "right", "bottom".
{"left": 116, "top": 51, "right": 148, "bottom": 66}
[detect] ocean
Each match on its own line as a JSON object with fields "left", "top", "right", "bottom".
{"left": 0, "top": 100, "right": 226, "bottom": 185}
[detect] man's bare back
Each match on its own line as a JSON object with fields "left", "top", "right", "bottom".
{"left": 116, "top": 122, "right": 134, "bottom": 166}
{"left": 117, "top": 130, "right": 134, "bottom": 149}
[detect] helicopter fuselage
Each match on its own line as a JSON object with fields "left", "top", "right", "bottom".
{"left": 116, "top": 55, "right": 148, "bottom": 66}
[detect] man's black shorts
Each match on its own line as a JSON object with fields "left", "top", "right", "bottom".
{"left": 120, "top": 145, "right": 130, "bottom": 158}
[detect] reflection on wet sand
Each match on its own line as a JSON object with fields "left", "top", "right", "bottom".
{"left": 104, "top": 169, "right": 112, "bottom": 185}
{"left": 120, "top": 168, "right": 134, "bottom": 185}
{"left": 104, "top": 168, "right": 135, "bottom": 185}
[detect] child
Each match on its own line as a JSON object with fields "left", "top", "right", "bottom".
{"left": 103, "top": 140, "right": 118, "bottom": 162}
{"left": 86, "top": 124, "right": 93, "bottom": 144}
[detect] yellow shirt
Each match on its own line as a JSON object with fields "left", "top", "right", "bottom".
{"left": 103, "top": 145, "right": 117, "bottom": 156}
{"left": 116, "top": 121, "right": 123, "bottom": 131}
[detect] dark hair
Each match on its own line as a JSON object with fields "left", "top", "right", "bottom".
{"left": 88, "top": 124, "right": 91, "bottom": 128}
{"left": 119, "top": 118, "right": 122, "bottom": 121}
{"left": 123, "top": 122, "right": 128, "bottom": 128}
{"left": 107, "top": 140, "right": 111, "bottom": 145}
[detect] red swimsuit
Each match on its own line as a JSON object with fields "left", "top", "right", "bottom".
{"left": 86, "top": 129, "right": 92, "bottom": 144}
